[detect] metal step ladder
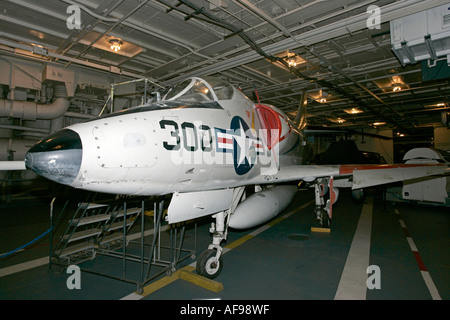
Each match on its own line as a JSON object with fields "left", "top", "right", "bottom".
{"left": 97, "top": 205, "right": 142, "bottom": 250}
{"left": 49, "top": 196, "right": 197, "bottom": 294}
{"left": 52, "top": 200, "right": 142, "bottom": 265}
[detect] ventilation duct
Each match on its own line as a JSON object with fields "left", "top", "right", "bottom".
{"left": 0, "top": 84, "right": 69, "bottom": 120}
{"left": 391, "top": 4, "right": 450, "bottom": 65}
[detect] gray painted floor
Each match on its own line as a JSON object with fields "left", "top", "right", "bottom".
{"left": 1, "top": 188, "right": 448, "bottom": 305}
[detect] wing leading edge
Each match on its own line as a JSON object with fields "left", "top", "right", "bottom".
{"left": 252, "top": 163, "right": 450, "bottom": 190}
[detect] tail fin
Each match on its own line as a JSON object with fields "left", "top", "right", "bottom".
{"left": 294, "top": 88, "right": 308, "bottom": 131}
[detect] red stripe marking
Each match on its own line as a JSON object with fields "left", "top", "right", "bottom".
{"left": 402, "top": 228, "right": 411, "bottom": 237}
{"left": 413, "top": 251, "right": 428, "bottom": 271}
{"left": 218, "top": 137, "right": 232, "bottom": 144}
{"left": 339, "top": 163, "right": 445, "bottom": 175}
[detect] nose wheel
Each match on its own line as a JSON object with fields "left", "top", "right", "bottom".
{"left": 316, "top": 207, "right": 330, "bottom": 228}
{"left": 196, "top": 209, "right": 226, "bottom": 279}
{"left": 196, "top": 249, "right": 223, "bottom": 279}
{"left": 314, "top": 177, "right": 336, "bottom": 228}
{"left": 196, "top": 187, "right": 245, "bottom": 279}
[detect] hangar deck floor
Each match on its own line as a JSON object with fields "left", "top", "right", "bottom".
{"left": 0, "top": 188, "right": 448, "bottom": 304}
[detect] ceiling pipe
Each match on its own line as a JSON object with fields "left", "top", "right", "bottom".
{"left": 0, "top": 84, "right": 69, "bottom": 121}
{"left": 234, "top": 0, "right": 291, "bottom": 37}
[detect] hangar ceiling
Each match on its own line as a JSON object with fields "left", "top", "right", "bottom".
{"left": 0, "top": 0, "right": 449, "bottom": 142}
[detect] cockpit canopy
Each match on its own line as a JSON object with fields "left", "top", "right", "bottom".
{"left": 163, "top": 77, "right": 235, "bottom": 102}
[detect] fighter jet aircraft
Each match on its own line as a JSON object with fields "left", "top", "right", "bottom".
{"left": 1, "top": 77, "right": 449, "bottom": 279}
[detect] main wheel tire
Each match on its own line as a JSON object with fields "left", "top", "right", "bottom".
{"left": 196, "top": 249, "right": 223, "bottom": 279}
{"left": 321, "top": 209, "right": 331, "bottom": 228}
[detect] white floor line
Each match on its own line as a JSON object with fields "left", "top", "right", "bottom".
{"left": 0, "top": 256, "right": 49, "bottom": 278}
{"left": 395, "top": 209, "right": 442, "bottom": 300}
{"left": 0, "top": 225, "right": 171, "bottom": 278}
{"left": 334, "top": 197, "right": 373, "bottom": 300}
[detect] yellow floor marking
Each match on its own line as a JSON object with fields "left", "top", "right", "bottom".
{"left": 126, "top": 199, "right": 315, "bottom": 299}
{"left": 179, "top": 270, "right": 224, "bottom": 293}
{"left": 140, "top": 265, "right": 195, "bottom": 297}
{"left": 224, "top": 234, "right": 254, "bottom": 250}
{"left": 266, "top": 216, "right": 286, "bottom": 226}
{"left": 311, "top": 227, "right": 331, "bottom": 233}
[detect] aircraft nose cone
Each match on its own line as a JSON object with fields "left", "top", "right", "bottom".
{"left": 25, "top": 129, "right": 82, "bottom": 185}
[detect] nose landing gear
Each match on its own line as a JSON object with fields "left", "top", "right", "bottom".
{"left": 196, "top": 187, "right": 245, "bottom": 279}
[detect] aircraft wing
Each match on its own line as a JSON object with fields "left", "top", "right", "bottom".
{"left": 254, "top": 163, "right": 450, "bottom": 189}
{"left": 0, "top": 161, "right": 26, "bottom": 171}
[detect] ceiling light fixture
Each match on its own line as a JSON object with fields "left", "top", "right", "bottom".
{"left": 288, "top": 60, "right": 297, "bottom": 67}
{"left": 344, "top": 107, "right": 363, "bottom": 114}
{"left": 109, "top": 39, "right": 123, "bottom": 52}
{"left": 329, "top": 117, "right": 345, "bottom": 124}
{"left": 318, "top": 91, "right": 329, "bottom": 103}
{"left": 425, "top": 102, "right": 447, "bottom": 108}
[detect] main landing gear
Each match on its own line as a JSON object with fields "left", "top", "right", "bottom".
{"left": 314, "top": 177, "right": 338, "bottom": 228}
{"left": 196, "top": 187, "right": 245, "bottom": 279}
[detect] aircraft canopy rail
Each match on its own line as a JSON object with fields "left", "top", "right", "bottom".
{"left": 164, "top": 77, "right": 234, "bottom": 102}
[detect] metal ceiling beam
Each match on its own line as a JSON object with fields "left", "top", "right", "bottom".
{"left": 307, "top": 46, "right": 404, "bottom": 118}
{"left": 56, "top": 0, "right": 126, "bottom": 58}
{"left": 6, "top": 0, "right": 214, "bottom": 69}
{"left": 0, "top": 37, "right": 153, "bottom": 81}
{"left": 68, "top": 0, "right": 151, "bottom": 63}
{"left": 234, "top": 0, "right": 291, "bottom": 37}
{"left": 166, "top": 0, "right": 449, "bottom": 84}
{"left": 155, "top": 0, "right": 378, "bottom": 81}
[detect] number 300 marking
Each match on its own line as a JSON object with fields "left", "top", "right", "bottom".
{"left": 159, "top": 120, "right": 213, "bottom": 152}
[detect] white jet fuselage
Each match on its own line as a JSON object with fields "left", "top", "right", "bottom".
{"left": 25, "top": 80, "right": 310, "bottom": 196}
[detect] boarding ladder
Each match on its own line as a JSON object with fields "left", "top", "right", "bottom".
{"left": 52, "top": 200, "right": 142, "bottom": 266}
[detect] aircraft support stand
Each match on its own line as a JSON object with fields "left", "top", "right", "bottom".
{"left": 49, "top": 196, "right": 196, "bottom": 294}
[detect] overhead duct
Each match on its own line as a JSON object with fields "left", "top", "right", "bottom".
{"left": 0, "top": 84, "right": 69, "bottom": 121}
{"left": 391, "top": 3, "right": 450, "bottom": 66}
